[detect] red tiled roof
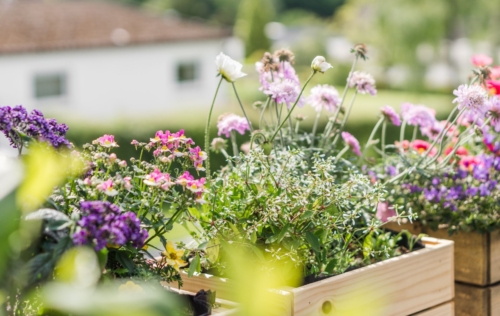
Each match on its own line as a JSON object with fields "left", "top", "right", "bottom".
{"left": 0, "top": 0, "right": 231, "bottom": 54}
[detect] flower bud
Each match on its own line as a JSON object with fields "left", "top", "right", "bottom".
{"left": 295, "top": 114, "right": 307, "bottom": 122}
{"left": 211, "top": 137, "right": 227, "bottom": 152}
{"left": 262, "top": 141, "right": 273, "bottom": 155}
{"left": 352, "top": 44, "right": 368, "bottom": 60}
{"left": 160, "top": 156, "right": 170, "bottom": 163}
{"left": 118, "top": 160, "right": 127, "bottom": 167}
{"left": 311, "top": 56, "right": 333, "bottom": 73}
{"left": 109, "top": 153, "right": 117, "bottom": 163}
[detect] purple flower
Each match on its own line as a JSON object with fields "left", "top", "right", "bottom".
{"left": 453, "top": 84, "right": 488, "bottom": 115}
{"left": 401, "top": 103, "right": 436, "bottom": 128}
{"left": 380, "top": 105, "right": 401, "bottom": 126}
{"left": 257, "top": 60, "right": 302, "bottom": 108}
{"left": 307, "top": 85, "right": 341, "bottom": 113}
{"left": 73, "top": 201, "right": 148, "bottom": 251}
{"left": 341, "top": 132, "right": 361, "bottom": 156}
{"left": 217, "top": 114, "right": 250, "bottom": 138}
{"left": 386, "top": 165, "right": 397, "bottom": 176}
{"left": 424, "top": 188, "right": 440, "bottom": 202}
{"left": 466, "top": 187, "right": 478, "bottom": 197}
{"left": 348, "top": 71, "right": 377, "bottom": 95}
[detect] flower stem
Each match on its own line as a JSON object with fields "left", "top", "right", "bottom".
{"left": 359, "top": 117, "right": 384, "bottom": 164}
{"left": 230, "top": 130, "right": 239, "bottom": 156}
{"left": 399, "top": 120, "right": 407, "bottom": 154}
{"left": 381, "top": 120, "right": 387, "bottom": 158}
{"left": 411, "top": 125, "right": 418, "bottom": 142}
{"left": 204, "top": 77, "right": 224, "bottom": 180}
{"left": 332, "top": 90, "right": 358, "bottom": 147}
{"left": 311, "top": 112, "right": 321, "bottom": 140}
{"left": 334, "top": 146, "right": 350, "bottom": 162}
{"left": 259, "top": 97, "right": 271, "bottom": 130}
{"left": 232, "top": 82, "right": 253, "bottom": 133}
{"left": 270, "top": 71, "right": 316, "bottom": 142}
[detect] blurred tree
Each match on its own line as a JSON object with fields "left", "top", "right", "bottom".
{"left": 234, "top": 0, "right": 275, "bottom": 57}
{"left": 280, "top": 0, "right": 345, "bottom": 18}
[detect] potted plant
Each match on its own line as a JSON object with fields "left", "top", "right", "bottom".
{"left": 166, "top": 48, "right": 454, "bottom": 316}
{"left": 361, "top": 55, "right": 500, "bottom": 315}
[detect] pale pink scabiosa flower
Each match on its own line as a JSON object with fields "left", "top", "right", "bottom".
{"left": 175, "top": 171, "right": 194, "bottom": 187}
{"left": 348, "top": 71, "right": 377, "bottom": 96}
{"left": 96, "top": 179, "right": 118, "bottom": 196}
{"left": 144, "top": 169, "right": 164, "bottom": 187}
{"left": 401, "top": 103, "right": 436, "bottom": 128}
{"left": 341, "top": 132, "right": 361, "bottom": 156}
{"left": 96, "top": 135, "right": 119, "bottom": 148}
{"left": 420, "top": 121, "right": 443, "bottom": 140}
{"left": 266, "top": 79, "right": 303, "bottom": 109}
{"left": 380, "top": 105, "right": 401, "bottom": 126}
{"left": 471, "top": 54, "right": 493, "bottom": 67}
{"left": 487, "top": 96, "right": 500, "bottom": 132}
{"left": 376, "top": 202, "right": 397, "bottom": 222}
{"left": 308, "top": 85, "right": 341, "bottom": 113}
{"left": 453, "top": 84, "right": 488, "bottom": 115}
{"left": 217, "top": 114, "right": 250, "bottom": 138}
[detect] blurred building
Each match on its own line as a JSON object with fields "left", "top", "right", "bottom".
{"left": 0, "top": 0, "right": 243, "bottom": 120}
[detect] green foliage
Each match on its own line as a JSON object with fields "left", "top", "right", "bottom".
{"left": 235, "top": 0, "right": 275, "bottom": 57}
{"left": 280, "top": 0, "right": 345, "bottom": 18}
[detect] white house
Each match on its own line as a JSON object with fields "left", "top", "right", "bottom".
{"left": 0, "top": 0, "right": 243, "bottom": 121}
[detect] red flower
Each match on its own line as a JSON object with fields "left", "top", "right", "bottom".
{"left": 487, "top": 80, "right": 500, "bottom": 95}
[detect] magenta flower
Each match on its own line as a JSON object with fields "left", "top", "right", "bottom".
{"left": 187, "top": 178, "right": 206, "bottom": 194}
{"left": 160, "top": 173, "right": 175, "bottom": 191}
{"left": 376, "top": 202, "right": 397, "bottom": 222}
{"left": 123, "top": 176, "right": 132, "bottom": 190}
{"left": 453, "top": 84, "right": 488, "bottom": 115}
{"left": 308, "top": 84, "right": 341, "bottom": 113}
{"left": 401, "top": 103, "right": 436, "bottom": 128}
{"left": 144, "top": 168, "right": 164, "bottom": 186}
{"left": 189, "top": 146, "right": 207, "bottom": 171}
{"left": 348, "top": 71, "right": 377, "bottom": 96}
{"left": 96, "top": 135, "right": 118, "bottom": 148}
{"left": 217, "top": 114, "right": 250, "bottom": 138}
{"left": 175, "top": 171, "right": 194, "bottom": 187}
{"left": 341, "top": 132, "right": 361, "bottom": 156}
{"left": 471, "top": 54, "right": 493, "bottom": 67}
{"left": 380, "top": 105, "right": 401, "bottom": 126}
{"left": 96, "top": 179, "right": 118, "bottom": 196}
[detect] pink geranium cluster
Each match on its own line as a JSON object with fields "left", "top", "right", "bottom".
{"left": 217, "top": 114, "right": 250, "bottom": 138}
{"left": 148, "top": 129, "right": 207, "bottom": 171}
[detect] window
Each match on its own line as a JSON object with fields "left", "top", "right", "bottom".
{"left": 176, "top": 62, "right": 199, "bottom": 83}
{"left": 34, "top": 73, "right": 67, "bottom": 99}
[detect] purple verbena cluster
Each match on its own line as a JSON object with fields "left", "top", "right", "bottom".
{"left": 414, "top": 154, "right": 500, "bottom": 211}
{"left": 0, "top": 105, "right": 70, "bottom": 149}
{"left": 73, "top": 201, "right": 148, "bottom": 251}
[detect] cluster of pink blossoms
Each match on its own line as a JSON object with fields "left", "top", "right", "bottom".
{"left": 146, "top": 129, "right": 207, "bottom": 171}
{"left": 256, "top": 59, "right": 304, "bottom": 108}
{"left": 217, "top": 114, "right": 250, "bottom": 138}
{"left": 143, "top": 169, "right": 206, "bottom": 203}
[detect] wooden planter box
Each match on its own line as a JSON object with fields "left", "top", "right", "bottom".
{"left": 385, "top": 222, "right": 500, "bottom": 287}
{"left": 455, "top": 282, "right": 500, "bottom": 316}
{"left": 168, "top": 237, "right": 454, "bottom": 316}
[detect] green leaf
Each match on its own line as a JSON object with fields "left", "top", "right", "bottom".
{"left": 21, "top": 253, "right": 53, "bottom": 287}
{"left": 250, "top": 231, "right": 257, "bottom": 244}
{"left": 197, "top": 241, "right": 208, "bottom": 249}
{"left": 325, "top": 258, "right": 338, "bottom": 274}
{"left": 306, "top": 231, "right": 321, "bottom": 252}
{"left": 363, "top": 232, "right": 374, "bottom": 259}
{"left": 97, "top": 248, "right": 109, "bottom": 270}
{"left": 26, "top": 208, "right": 70, "bottom": 222}
{"left": 115, "top": 251, "right": 135, "bottom": 273}
{"left": 300, "top": 210, "right": 314, "bottom": 220}
{"left": 206, "top": 238, "right": 219, "bottom": 263}
{"left": 188, "top": 253, "right": 201, "bottom": 277}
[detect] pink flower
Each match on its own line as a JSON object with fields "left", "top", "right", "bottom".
{"left": 420, "top": 121, "right": 443, "bottom": 140}
{"left": 266, "top": 79, "right": 303, "bottom": 109}
{"left": 453, "top": 84, "right": 488, "bottom": 115}
{"left": 376, "top": 202, "right": 396, "bottom": 222}
{"left": 175, "top": 171, "right": 194, "bottom": 187}
{"left": 490, "top": 67, "right": 500, "bottom": 80}
{"left": 459, "top": 155, "right": 481, "bottom": 171}
{"left": 123, "top": 176, "right": 132, "bottom": 190}
{"left": 308, "top": 85, "right": 341, "bottom": 113}
{"left": 96, "top": 179, "right": 118, "bottom": 196}
{"left": 189, "top": 146, "right": 207, "bottom": 171}
{"left": 131, "top": 139, "right": 139, "bottom": 146}
{"left": 487, "top": 80, "right": 500, "bottom": 96}
{"left": 380, "top": 105, "right": 401, "bottom": 126}
{"left": 160, "top": 174, "right": 175, "bottom": 191}
{"left": 187, "top": 178, "right": 206, "bottom": 194}
{"left": 144, "top": 169, "right": 164, "bottom": 186}
{"left": 487, "top": 96, "right": 500, "bottom": 132}
{"left": 96, "top": 135, "right": 119, "bottom": 148}
{"left": 217, "top": 114, "right": 250, "bottom": 138}
{"left": 401, "top": 103, "right": 436, "bottom": 128}
{"left": 341, "top": 132, "right": 361, "bottom": 156}
{"left": 471, "top": 54, "right": 493, "bottom": 67}
{"left": 411, "top": 139, "right": 437, "bottom": 156}
{"left": 348, "top": 71, "right": 377, "bottom": 95}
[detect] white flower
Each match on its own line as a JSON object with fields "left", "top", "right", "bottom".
{"left": 215, "top": 52, "right": 247, "bottom": 82}
{"left": 311, "top": 56, "right": 333, "bottom": 73}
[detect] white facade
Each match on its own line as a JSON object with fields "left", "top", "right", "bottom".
{"left": 0, "top": 37, "right": 243, "bottom": 119}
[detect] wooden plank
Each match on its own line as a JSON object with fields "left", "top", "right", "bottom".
{"left": 489, "top": 232, "right": 500, "bottom": 285}
{"left": 291, "top": 238, "right": 454, "bottom": 316}
{"left": 385, "top": 221, "right": 493, "bottom": 286}
{"left": 171, "top": 238, "right": 453, "bottom": 316}
{"left": 413, "top": 301, "right": 454, "bottom": 316}
{"left": 455, "top": 282, "right": 489, "bottom": 316}
{"left": 489, "top": 282, "right": 500, "bottom": 316}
